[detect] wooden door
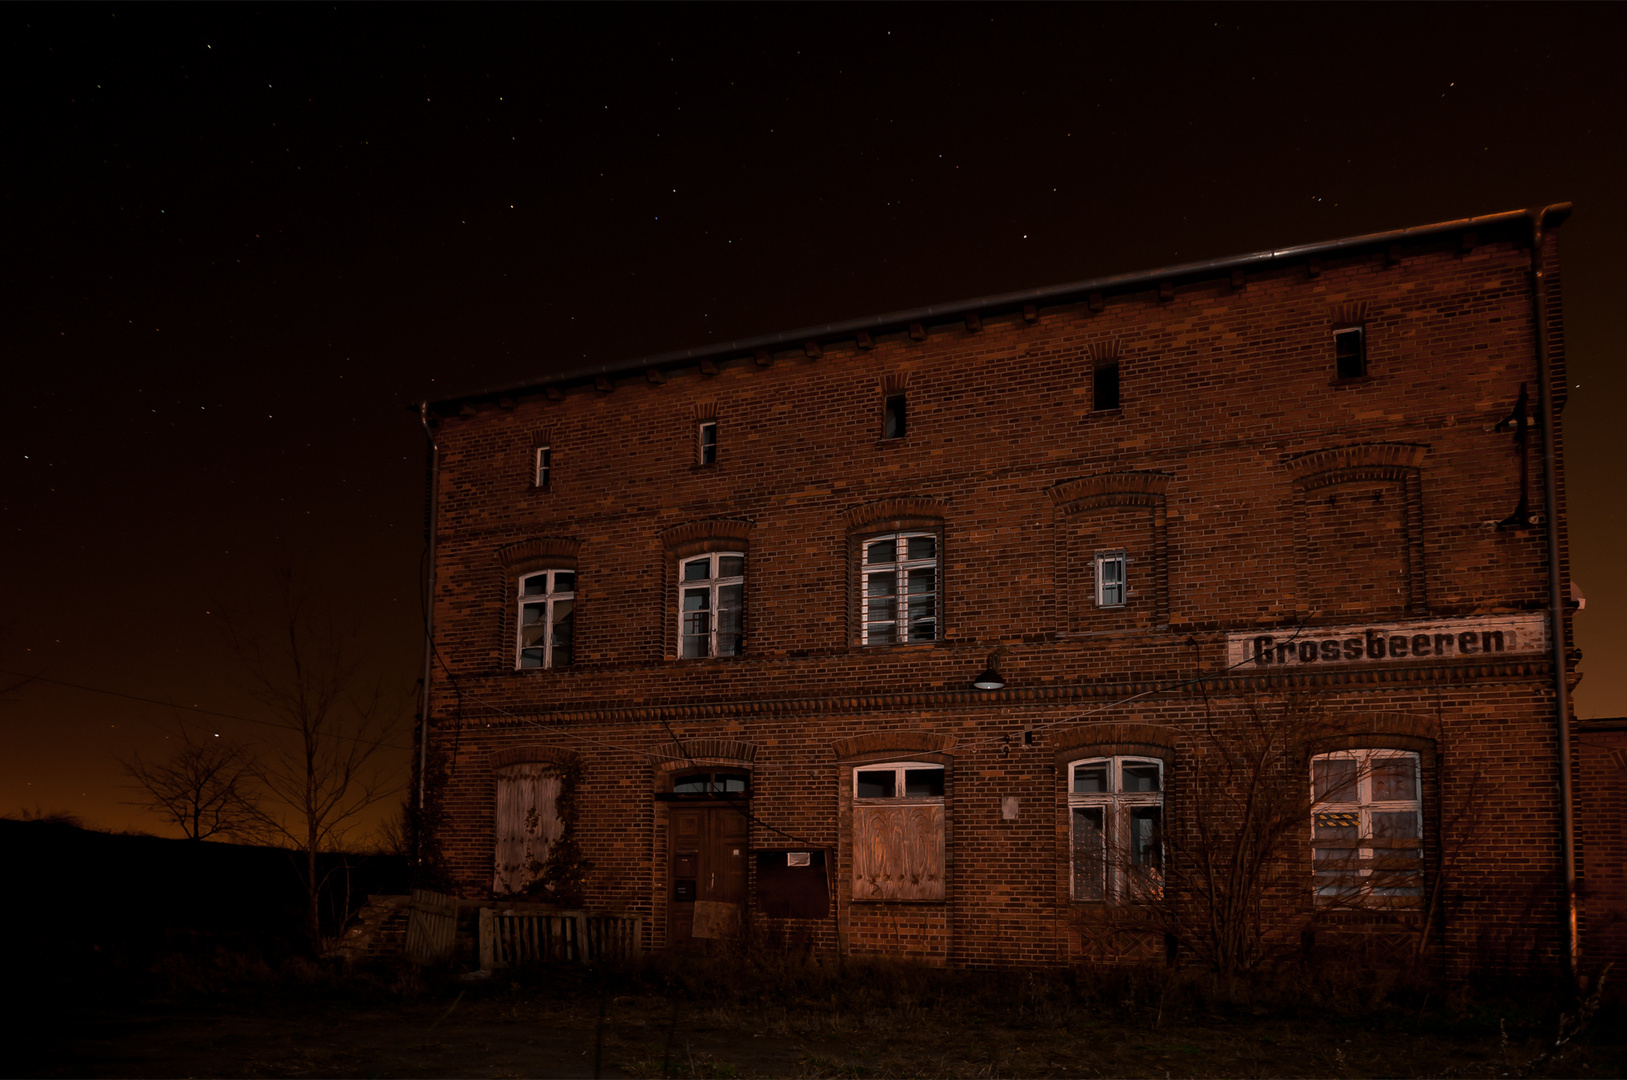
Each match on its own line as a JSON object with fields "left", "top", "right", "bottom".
{"left": 669, "top": 805, "right": 749, "bottom": 944}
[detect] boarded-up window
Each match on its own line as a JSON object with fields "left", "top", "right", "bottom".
{"left": 851, "top": 762, "right": 945, "bottom": 901}
{"left": 493, "top": 763, "right": 564, "bottom": 895}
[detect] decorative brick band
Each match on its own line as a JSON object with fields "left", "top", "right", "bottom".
{"left": 841, "top": 497, "right": 949, "bottom": 534}
{"left": 1047, "top": 471, "right": 1172, "bottom": 511}
{"left": 833, "top": 729, "right": 958, "bottom": 760}
{"left": 496, "top": 537, "right": 582, "bottom": 573}
{"left": 658, "top": 518, "right": 756, "bottom": 550}
{"left": 1284, "top": 443, "right": 1427, "bottom": 485}
{"left": 443, "top": 658, "right": 1552, "bottom": 730}
{"left": 489, "top": 745, "right": 579, "bottom": 771}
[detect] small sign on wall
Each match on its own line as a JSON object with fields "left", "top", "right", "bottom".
{"left": 1227, "top": 614, "right": 1547, "bottom": 670}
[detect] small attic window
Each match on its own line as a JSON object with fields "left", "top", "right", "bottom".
{"left": 883, "top": 394, "right": 907, "bottom": 440}
{"left": 534, "top": 446, "right": 552, "bottom": 488}
{"left": 1335, "top": 327, "right": 1366, "bottom": 380}
{"left": 697, "top": 420, "right": 718, "bottom": 466}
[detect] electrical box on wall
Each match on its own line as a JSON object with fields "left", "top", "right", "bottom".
{"left": 754, "top": 849, "right": 830, "bottom": 918}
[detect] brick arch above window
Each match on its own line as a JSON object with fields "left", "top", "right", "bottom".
{"left": 649, "top": 739, "right": 757, "bottom": 791}
{"left": 489, "top": 744, "right": 579, "bottom": 772}
{"left": 496, "top": 537, "right": 582, "bottom": 577}
{"left": 1051, "top": 722, "right": 1179, "bottom": 767}
{"left": 1048, "top": 473, "right": 1171, "bottom": 630}
{"left": 840, "top": 497, "right": 948, "bottom": 536}
{"left": 658, "top": 517, "right": 755, "bottom": 560}
{"left": 1046, "top": 471, "right": 1171, "bottom": 516}
{"left": 1285, "top": 444, "right": 1428, "bottom": 617}
{"left": 833, "top": 729, "right": 957, "bottom": 762}
{"left": 1304, "top": 712, "right": 1439, "bottom": 758}
{"left": 1285, "top": 442, "right": 1427, "bottom": 492}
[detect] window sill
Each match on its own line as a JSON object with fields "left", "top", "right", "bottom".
{"left": 1330, "top": 375, "right": 1372, "bottom": 386}
{"left": 1088, "top": 407, "right": 1123, "bottom": 418}
{"left": 523, "top": 484, "right": 553, "bottom": 495}
{"left": 873, "top": 437, "right": 910, "bottom": 449}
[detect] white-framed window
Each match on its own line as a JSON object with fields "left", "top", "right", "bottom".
{"left": 861, "top": 532, "right": 938, "bottom": 645}
{"left": 851, "top": 761, "right": 945, "bottom": 901}
{"left": 516, "top": 570, "right": 575, "bottom": 669}
{"left": 1311, "top": 749, "right": 1423, "bottom": 907}
{"left": 697, "top": 420, "right": 718, "bottom": 466}
{"left": 534, "top": 445, "right": 552, "bottom": 488}
{"left": 1068, "top": 756, "right": 1163, "bottom": 902}
{"left": 1095, "top": 550, "right": 1126, "bottom": 608}
{"left": 678, "top": 552, "right": 744, "bottom": 658}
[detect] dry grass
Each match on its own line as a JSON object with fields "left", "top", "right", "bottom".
{"left": 12, "top": 945, "right": 1625, "bottom": 1078}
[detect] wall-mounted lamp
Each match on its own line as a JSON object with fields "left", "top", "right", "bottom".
{"left": 971, "top": 649, "right": 1007, "bottom": 691}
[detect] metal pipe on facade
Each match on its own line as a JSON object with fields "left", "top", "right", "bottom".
{"left": 417, "top": 402, "right": 440, "bottom": 815}
{"left": 1528, "top": 204, "right": 1578, "bottom": 981}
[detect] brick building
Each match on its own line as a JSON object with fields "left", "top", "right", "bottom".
{"left": 418, "top": 205, "right": 1592, "bottom": 975}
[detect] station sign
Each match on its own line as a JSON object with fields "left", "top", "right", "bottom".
{"left": 1226, "top": 614, "right": 1548, "bottom": 669}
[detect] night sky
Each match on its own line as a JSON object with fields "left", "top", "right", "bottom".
{"left": 6, "top": 5, "right": 1625, "bottom": 838}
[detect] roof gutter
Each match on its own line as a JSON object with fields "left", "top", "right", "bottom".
{"left": 1528, "top": 204, "right": 1578, "bottom": 984}
{"left": 436, "top": 206, "right": 1569, "bottom": 407}
{"left": 416, "top": 403, "right": 439, "bottom": 821}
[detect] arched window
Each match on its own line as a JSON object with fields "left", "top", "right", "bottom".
{"left": 678, "top": 552, "right": 744, "bottom": 658}
{"left": 1068, "top": 756, "right": 1163, "bottom": 902}
{"left": 860, "top": 533, "right": 938, "bottom": 645}
{"left": 851, "top": 760, "right": 945, "bottom": 901}
{"left": 1311, "top": 749, "right": 1423, "bottom": 907}
{"left": 516, "top": 569, "right": 575, "bottom": 669}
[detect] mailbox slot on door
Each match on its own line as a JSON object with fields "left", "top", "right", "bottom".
{"left": 674, "top": 879, "right": 697, "bottom": 902}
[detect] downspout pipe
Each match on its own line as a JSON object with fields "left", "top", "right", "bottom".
{"left": 1528, "top": 204, "right": 1578, "bottom": 982}
{"left": 417, "top": 402, "right": 440, "bottom": 817}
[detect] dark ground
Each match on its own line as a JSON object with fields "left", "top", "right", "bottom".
{"left": 13, "top": 953, "right": 1625, "bottom": 1079}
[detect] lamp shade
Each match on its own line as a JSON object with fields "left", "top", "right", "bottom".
{"left": 972, "top": 667, "right": 1006, "bottom": 691}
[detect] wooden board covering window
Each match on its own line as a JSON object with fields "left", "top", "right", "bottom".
{"left": 493, "top": 764, "right": 564, "bottom": 895}
{"left": 852, "top": 802, "right": 944, "bottom": 901}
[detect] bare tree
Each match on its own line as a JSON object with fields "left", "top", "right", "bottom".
{"left": 224, "top": 565, "right": 407, "bottom": 943}
{"left": 1120, "top": 693, "right": 1333, "bottom": 980}
{"left": 122, "top": 726, "right": 267, "bottom": 841}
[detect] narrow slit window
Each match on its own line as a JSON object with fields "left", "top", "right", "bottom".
{"left": 1095, "top": 550, "right": 1127, "bottom": 608}
{"left": 883, "top": 394, "right": 907, "bottom": 440}
{"left": 1093, "top": 360, "right": 1120, "bottom": 411}
{"left": 697, "top": 420, "right": 717, "bottom": 466}
{"left": 534, "top": 446, "right": 552, "bottom": 488}
{"left": 1334, "top": 327, "right": 1366, "bottom": 379}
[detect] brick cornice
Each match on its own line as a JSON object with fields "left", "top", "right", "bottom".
{"left": 841, "top": 497, "right": 949, "bottom": 534}
{"left": 445, "top": 658, "right": 1551, "bottom": 729}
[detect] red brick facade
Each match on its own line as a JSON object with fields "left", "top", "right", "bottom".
{"left": 422, "top": 210, "right": 1589, "bottom": 974}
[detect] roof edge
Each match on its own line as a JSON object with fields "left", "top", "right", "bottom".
{"left": 431, "top": 204, "right": 1570, "bottom": 408}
